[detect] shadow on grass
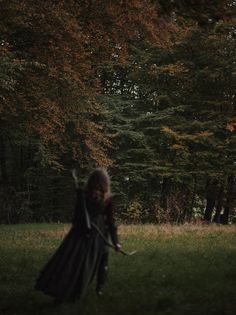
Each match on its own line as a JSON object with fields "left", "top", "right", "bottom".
{"left": 1, "top": 292, "right": 87, "bottom": 315}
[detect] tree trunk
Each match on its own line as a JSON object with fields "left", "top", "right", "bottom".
{"left": 160, "top": 177, "right": 171, "bottom": 211}
{"left": 204, "top": 198, "right": 216, "bottom": 221}
{"left": 220, "top": 206, "right": 230, "bottom": 225}
{"left": 203, "top": 178, "right": 217, "bottom": 222}
{"left": 220, "top": 175, "right": 235, "bottom": 225}
{"left": 0, "top": 135, "right": 8, "bottom": 185}
{"left": 213, "top": 185, "right": 224, "bottom": 223}
{"left": 187, "top": 175, "right": 197, "bottom": 222}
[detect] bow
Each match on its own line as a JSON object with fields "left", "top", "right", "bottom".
{"left": 91, "top": 222, "right": 137, "bottom": 256}
{"left": 71, "top": 169, "right": 137, "bottom": 256}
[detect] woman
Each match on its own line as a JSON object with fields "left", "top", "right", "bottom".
{"left": 35, "top": 168, "right": 121, "bottom": 303}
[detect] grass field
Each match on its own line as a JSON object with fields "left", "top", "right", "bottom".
{"left": 0, "top": 223, "right": 236, "bottom": 315}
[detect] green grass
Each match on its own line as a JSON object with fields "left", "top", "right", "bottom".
{"left": 0, "top": 224, "right": 236, "bottom": 315}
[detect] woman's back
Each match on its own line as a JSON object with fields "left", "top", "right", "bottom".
{"left": 35, "top": 168, "right": 119, "bottom": 303}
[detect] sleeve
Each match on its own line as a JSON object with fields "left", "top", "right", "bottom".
{"left": 72, "top": 188, "right": 91, "bottom": 235}
{"left": 105, "top": 198, "right": 119, "bottom": 246}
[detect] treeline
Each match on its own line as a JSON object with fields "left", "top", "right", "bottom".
{"left": 0, "top": 1, "right": 235, "bottom": 224}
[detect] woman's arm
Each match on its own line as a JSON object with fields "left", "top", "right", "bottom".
{"left": 72, "top": 188, "right": 91, "bottom": 235}
{"left": 106, "top": 198, "right": 121, "bottom": 249}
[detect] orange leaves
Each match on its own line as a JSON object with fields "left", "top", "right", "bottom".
{"left": 161, "top": 126, "right": 178, "bottom": 138}
{"left": 1, "top": 0, "right": 186, "bottom": 101}
{"left": 226, "top": 120, "right": 236, "bottom": 132}
{"left": 171, "top": 144, "right": 186, "bottom": 150}
{"left": 162, "top": 126, "right": 214, "bottom": 142}
{"left": 3, "top": 0, "right": 218, "bottom": 170}
{"left": 25, "top": 100, "right": 65, "bottom": 146}
{"left": 104, "top": 0, "right": 178, "bottom": 47}
{"left": 84, "top": 137, "right": 113, "bottom": 168}
{"left": 197, "top": 131, "right": 214, "bottom": 137}
{"left": 151, "top": 62, "right": 189, "bottom": 75}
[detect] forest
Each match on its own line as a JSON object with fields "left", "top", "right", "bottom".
{"left": 0, "top": 0, "right": 236, "bottom": 224}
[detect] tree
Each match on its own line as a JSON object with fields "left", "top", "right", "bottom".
{"left": 0, "top": 0, "right": 182, "bottom": 222}
{"left": 99, "top": 4, "right": 236, "bottom": 223}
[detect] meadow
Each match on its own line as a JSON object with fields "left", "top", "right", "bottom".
{"left": 0, "top": 223, "right": 236, "bottom": 315}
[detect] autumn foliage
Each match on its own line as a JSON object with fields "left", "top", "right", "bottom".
{"left": 0, "top": 0, "right": 235, "bottom": 223}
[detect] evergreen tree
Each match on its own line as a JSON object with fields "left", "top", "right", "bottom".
{"left": 100, "top": 9, "right": 236, "bottom": 223}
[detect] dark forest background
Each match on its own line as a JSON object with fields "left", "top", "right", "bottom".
{"left": 0, "top": 0, "right": 236, "bottom": 224}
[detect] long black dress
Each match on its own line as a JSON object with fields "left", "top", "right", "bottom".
{"left": 35, "top": 188, "right": 118, "bottom": 301}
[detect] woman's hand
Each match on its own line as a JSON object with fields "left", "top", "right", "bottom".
{"left": 115, "top": 243, "right": 122, "bottom": 251}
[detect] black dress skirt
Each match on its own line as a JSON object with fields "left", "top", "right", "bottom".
{"left": 35, "top": 189, "right": 118, "bottom": 301}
